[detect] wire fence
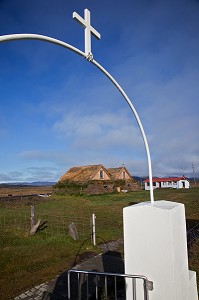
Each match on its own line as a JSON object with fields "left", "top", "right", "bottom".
{"left": 187, "top": 222, "right": 199, "bottom": 246}
{"left": 35, "top": 210, "right": 91, "bottom": 238}
{"left": 0, "top": 206, "right": 92, "bottom": 240}
{"left": 1, "top": 204, "right": 198, "bottom": 248}
{"left": 0, "top": 210, "right": 30, "bottom": 230}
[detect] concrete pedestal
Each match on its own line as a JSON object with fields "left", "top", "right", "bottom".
{"left": 123, "top": 201, "right": 198, "bottom": 300}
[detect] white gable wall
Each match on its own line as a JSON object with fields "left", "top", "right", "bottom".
{"left": 177, "top": 180, "right": 189, "bottom": 189}
{"left": 145, "top": 179, "right": 189, "bottom": 190}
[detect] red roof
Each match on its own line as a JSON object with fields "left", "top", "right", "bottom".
{"left": 144, "top": 176, "right": 188, "bottom": 183}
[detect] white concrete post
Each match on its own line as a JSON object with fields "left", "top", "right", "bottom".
{"left": 123, "top": 201, "right": 198, "bottom": 300}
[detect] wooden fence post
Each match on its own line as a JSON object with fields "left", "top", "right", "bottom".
{"left": 30, "top": 205, "right": 35, "bottom": 230}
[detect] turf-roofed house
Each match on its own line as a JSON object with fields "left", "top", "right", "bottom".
{"left": 56, "top": 164, "right": 140, "bottom": 194}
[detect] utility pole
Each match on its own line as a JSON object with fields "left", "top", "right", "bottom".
{"left": 192, "top": 162, "right": 196, "bottom": 186}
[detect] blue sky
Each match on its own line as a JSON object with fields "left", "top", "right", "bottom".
{"left": 0, "top": 0, "right": 198, "bottom": 182}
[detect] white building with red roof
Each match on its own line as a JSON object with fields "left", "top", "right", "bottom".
{"left": 144, "top": 176, "right": 190, "bottom": 190}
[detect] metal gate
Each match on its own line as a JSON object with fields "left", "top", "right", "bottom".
{"left": 67, "top": 269, "right": 153, "bottom": 300}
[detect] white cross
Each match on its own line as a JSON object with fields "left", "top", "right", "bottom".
{"left": 73, "top": 8, "right": 101, "bottom": 58}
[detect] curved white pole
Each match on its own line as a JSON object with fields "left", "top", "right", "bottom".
{"left": 91, "top": 60, "right": 154, "bottom": 203}
{"left": 0, "top": 34, "right": 87, "bottom": 58}
{"left": 0, "top": 33, "right": 154, "bottom": 203}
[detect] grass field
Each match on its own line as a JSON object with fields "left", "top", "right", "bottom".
{"left": 0, "top": 187, "right": 198, "bottom": 299}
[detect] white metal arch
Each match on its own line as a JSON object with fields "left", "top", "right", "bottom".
{"left": 0, "top": 33, "right": 154, "bottom": 203}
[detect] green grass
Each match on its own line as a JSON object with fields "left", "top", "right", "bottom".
{"left": 0, "top": 188, "right": 198, "bottom": 299}
{"left": 0, "top": 228, "right": 97, "bottom": 299}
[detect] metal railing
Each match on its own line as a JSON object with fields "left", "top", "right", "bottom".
{"left": 67, "top": 269, "right": 153, "bottom": 300}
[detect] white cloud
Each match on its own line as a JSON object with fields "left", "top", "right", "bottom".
{"left": 17, "top": 150, "right": 71, "bottom": 166}
{"left": 0, "top": 167, "right": 61, "bottom": 183}
{"left": 23, "top": 167, "right": 59, "bottom": 182}
{"left": 0, "top": 173, "right": 14, "bottom": 182}
{"left": 53, "top": 110, "right": 142, "bottom": 149}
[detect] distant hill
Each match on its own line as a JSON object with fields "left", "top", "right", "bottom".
{"left": 0, "top": 182, "right": 56, "bottom": 187}
{"left": 132, "top": 176, "right": 147, "bottom": 182}
{"left": 28, "top": 182, "right": 56, "bottom": 186}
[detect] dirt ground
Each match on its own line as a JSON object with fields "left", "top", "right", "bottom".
{"left": 0, "top": 184, "right": 53, "bottom": 197}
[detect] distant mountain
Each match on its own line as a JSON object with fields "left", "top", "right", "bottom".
{"left": 29, "top": 182, "right": 56, "bottom": 186}
{"left": 0, "top": 182, "right": 56, "bottom": 186}
{"left": 132, "top": 176, "right": 147, "bottom": 182}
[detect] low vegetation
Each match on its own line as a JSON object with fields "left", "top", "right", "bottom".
{"left": 0, "top": 187, "right": 198, "bottom": 299}
{"left": 0, "top": 185, "right": 53, "bottom": 197}
{"left": 54, "top": 179, "right": 89, "bottom": 194}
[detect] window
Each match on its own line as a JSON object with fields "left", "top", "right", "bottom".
{"left": 123, "top": 171, "right": 126, "bottom": 179}
{"left": 100, "top": 170, "right": 103, "bottom": 179}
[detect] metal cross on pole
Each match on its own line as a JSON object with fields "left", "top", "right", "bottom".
{"left": 73, "top": 8, "right": 101, "bottom": 59}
